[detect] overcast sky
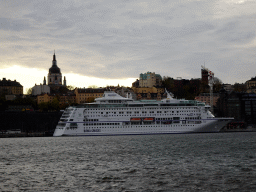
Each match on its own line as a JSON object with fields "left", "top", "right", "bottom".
{"left": 1, "top": 0, "right": 256, "bottom": 92}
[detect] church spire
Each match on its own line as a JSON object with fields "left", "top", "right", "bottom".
{"left": 43, "top": 76, "right": 46, "bottom": 85}
{"left": 53, "top": 51, "right": 56, "bottom": 62}
{"left": 52, "top": 51, "right": 57, "bottom": 66}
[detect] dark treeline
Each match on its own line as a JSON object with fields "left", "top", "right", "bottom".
{"left": 0, "top": 95, "right": 75, "bottom": 112}
{"left": 162, "top": 76, "right": 223, "bottom": 100}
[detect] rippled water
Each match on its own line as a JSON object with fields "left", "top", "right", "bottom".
{"left": 1, "top": 132, "right": 256, "bottom": 191}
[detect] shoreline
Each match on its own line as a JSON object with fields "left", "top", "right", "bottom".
{"left": 1, "top": 128, "right": 256, "bottom": 138}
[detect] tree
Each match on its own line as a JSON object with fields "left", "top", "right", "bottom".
{"left": 66, "top": 85, "right": 75, "bottom": 91}
{"left": 38, "top": 102, "right": 49, "bottom": 111}
{"left": 49, "top": 98, "right": 60, "bottom": 111}
{"left": 213, "top": 77, "right": 222, "bottom": 93}
{"left": 233, "top": 83, "right": 246, "bottom": 92}
{"left": 162, "top": 76, "right": 174, "bottom": 90}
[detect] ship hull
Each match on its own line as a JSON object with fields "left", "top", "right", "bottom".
{"left": 53, "top": 118, "right": 233, "bottom": 137}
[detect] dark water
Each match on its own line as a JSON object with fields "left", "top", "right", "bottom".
{"left": 1, "top": 132, "right": 256, "bottom": 192}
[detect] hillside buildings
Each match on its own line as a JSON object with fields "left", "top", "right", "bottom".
{"left": 37, "top": 93, "right": 76, "bottom": 105}
{"left": 245, "top": 77, "right": 256, "bottom": 93}
{"left": 74, "top": 88, "right": 106, "bottom": 104}
{"left": 139, "top": 72, "right": 162, "bottom": 87}
{"left": 32, "top": 84, "right": 50, "bottom": 96}
{"left": 0, "top": 78, "right": 23, "bottom": 100}
{"left": 195, "top": 93, "right": 219, "bottom": 107}
{"left": 132, "top": 72, "right": 164, "bottom": 100}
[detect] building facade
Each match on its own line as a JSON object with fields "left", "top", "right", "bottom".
{"left": 132, "top": 87, "right": 165, "bottom": 100}
{"left": 217, "top": 90, "right": 256, "bottom": 124}
{"left": 245, "top": 77, "right": 256, "bottom": 93}
{"left": 32, "top": 84, "right": 50, "bottom": 96}
{"left": 0, "top": 78, "right": 23, "bottom": 96}
{"left": 74, "top": 88, "right": 106, "bottom": 104}
{"left": 37, "top": 93, "right": 75, "bottom": 105}
{"left": 139, "top": 72, "right": 162, "bottom": 87}
{"left": 195, "top": 93, "right": 219, "bottom": 107}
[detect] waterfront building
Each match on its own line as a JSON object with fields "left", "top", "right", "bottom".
{"left": 37, "top": 93, "right": 76, "bottom": 105}
{"left": 217, "top": 90, "right": 256, "bottom": 124}
{"left": 0, "top": 78, "right": 23, "bottom": 96}
{"left": 74, "top": 88, "right": 106, "bottom": 104}
{"left": 245, "top": 77, "right": 256, "bottom": 89}
{"left": 32, "top": 83, "right": 50, "bottom": 96}
{"left": 139, "top": 72, "right": 162, "bottom": 87}
{"left": 245, "top": 77, "right": 256, "bottom": 93}
{"left": 132, "top": 87, "right": 165, "bottom": 100}
{"left": 195, "top": 93, "right": 219, "bottom": 107}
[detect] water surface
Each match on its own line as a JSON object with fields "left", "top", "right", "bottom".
{"left": 0, "top": 132, "right": 256, "bottom": 191}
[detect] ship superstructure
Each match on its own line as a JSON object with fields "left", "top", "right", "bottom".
{"left": 53, "top": 91, "right": 233, "bottom": 136}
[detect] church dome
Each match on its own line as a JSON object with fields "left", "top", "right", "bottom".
{"left": 49, "top": 65, "right": 60, "bottom": 73}
{"left": 49, "top": 53, "right": 61, "bottom": 74}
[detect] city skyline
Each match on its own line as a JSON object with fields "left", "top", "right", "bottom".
{"left": 1, "top": 0, "right": 256, "bottom": 92}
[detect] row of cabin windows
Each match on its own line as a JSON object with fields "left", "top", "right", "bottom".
{"left": 87, "top": 114, "right": 201, "bottom": 118}
{"left": 83, "top": 125, "right": 198, "bottom": 129}
{"left": 85, "top": 110, "right": 198, "bottom": 115}
{"left": 84, "top": 107, "right": 198, "bottom": 111}
{"left": 86, "top": 117, "right": 200, "bottom": 122}
{"left": 85, "top": 123, "right": 120, "bottom": 126}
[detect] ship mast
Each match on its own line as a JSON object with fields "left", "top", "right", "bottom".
{"left": 201, "top": 65, "right": 214, "bottom": 113}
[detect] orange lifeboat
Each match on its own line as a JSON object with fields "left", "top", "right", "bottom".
{"left": 143, "top": 118, "right": 154, "bottom": 121}
{"left": 130, "top": 118, "right": 141, "bottom": 122}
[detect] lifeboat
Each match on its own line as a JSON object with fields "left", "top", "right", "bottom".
{"left": 143, "top": 118, "right": 154, "bottom": 121}
{"left": 130, "top": 118, "right": 141, "bottom": 122}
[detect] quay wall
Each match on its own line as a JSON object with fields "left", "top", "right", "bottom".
{"left": 0, "top": 111, "right": 62, "bottom": 134}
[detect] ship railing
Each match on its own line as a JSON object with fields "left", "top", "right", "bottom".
{"left": 61, "top": 115, "right": 70, "bottom": 118}
{"left": 57, "top": 123, "right": 66, "bottom": 127}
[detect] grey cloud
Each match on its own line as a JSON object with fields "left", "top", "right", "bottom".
{"left": 0, "top": 17, "right": 33, "bottom": 31}
{"left": 214, "top": 15, "right": 256, "bottom": 44}
{"left": 1, "top": 0, "right": 256, "bottom": 85}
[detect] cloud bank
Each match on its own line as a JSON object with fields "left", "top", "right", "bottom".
{"left": 1, "top": 0, "right": 256, "bottom": 87}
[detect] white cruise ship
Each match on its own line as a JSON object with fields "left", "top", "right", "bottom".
{"left": 53, "top": 91, "right": 233, "bottom": 136}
